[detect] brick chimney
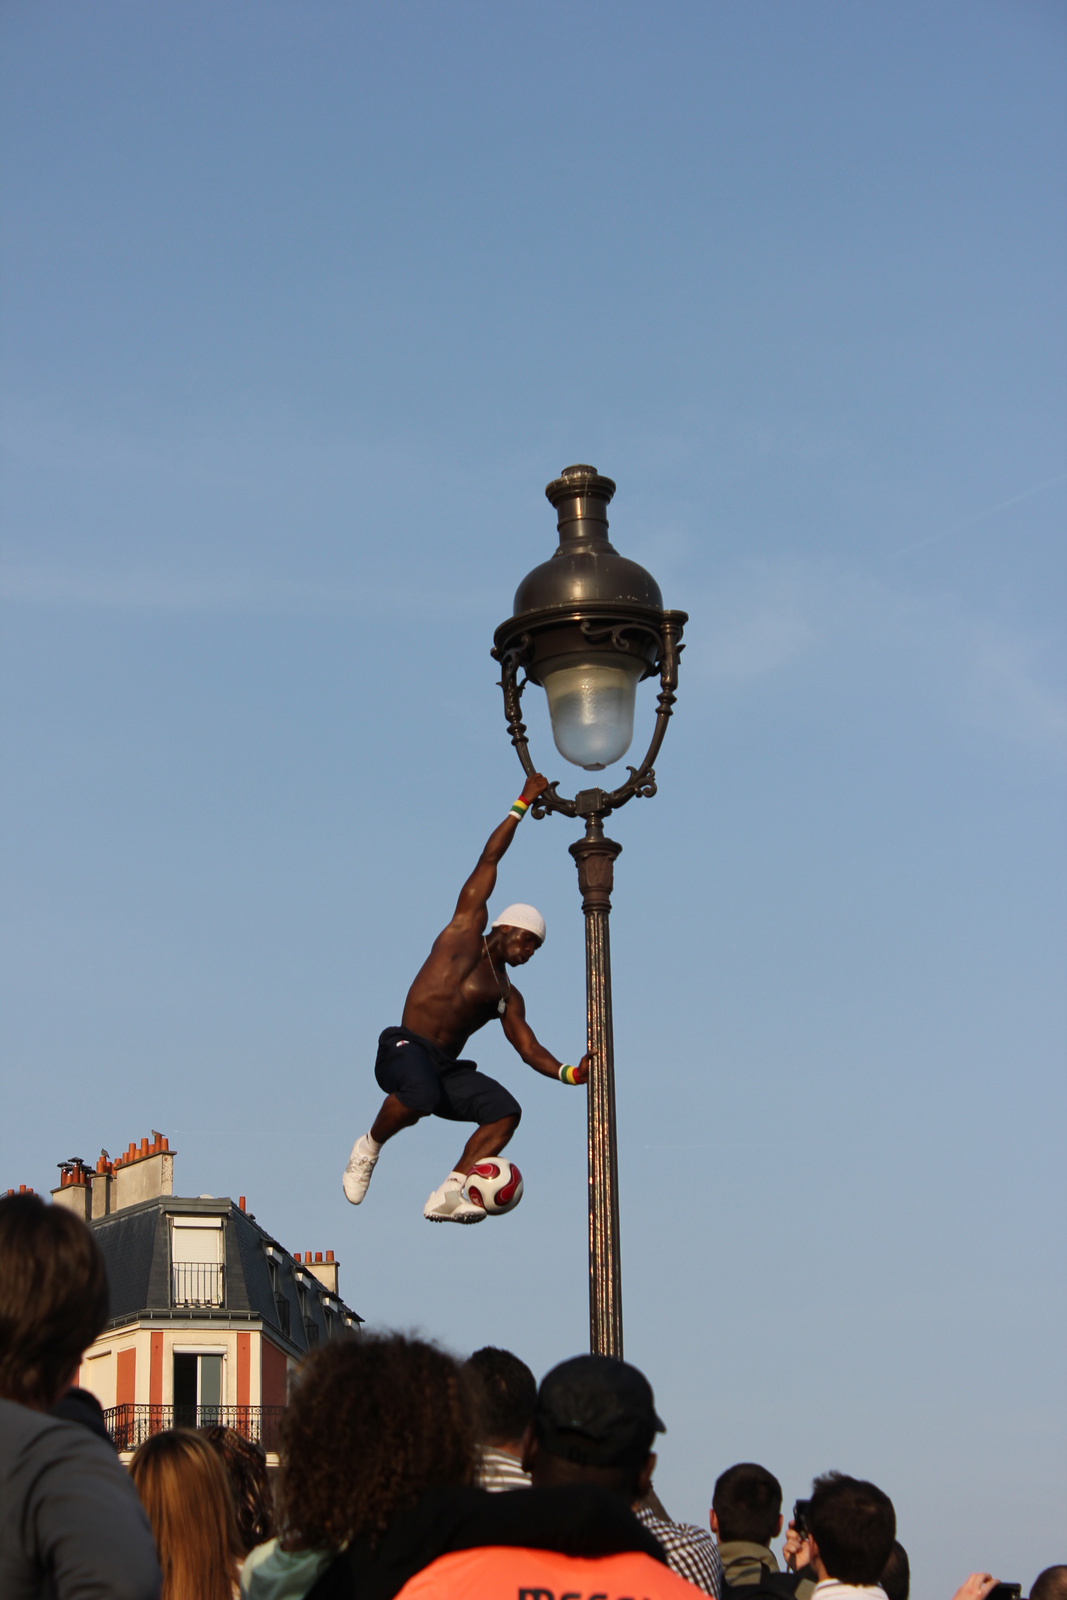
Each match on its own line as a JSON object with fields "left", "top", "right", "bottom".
{"left": 51, "top": 1160, "right": 92, "bottom": 1222}
{"left": 108, "top": 1133, "right": 173, "bottom": 1211}
{"left": 306, "top": 1249, "right": 339, "bottom": 1296}
{"left": 91, "top": 1152, "right": 113, "bottom": 1219}
{"left": 52, "top": 1134, "right": 174, "bottom": 1218}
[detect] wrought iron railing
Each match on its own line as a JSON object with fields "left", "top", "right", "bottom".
{"left": 171, "top": 1261, "right": 225, "bottom": 1307}
{"left": 103, "top": 1403, "right": 285, "bottom": 1452}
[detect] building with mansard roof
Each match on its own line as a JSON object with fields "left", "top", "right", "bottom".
{"left": 44, "top": 1131, "right": 362, "bottom": 1458}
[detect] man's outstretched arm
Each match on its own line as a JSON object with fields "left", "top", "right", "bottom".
{"left": 501, "top": 988, "right": 590, "bottom": 1083}
{"left": 449, "top": 773, "right": 548, "bottom": 932}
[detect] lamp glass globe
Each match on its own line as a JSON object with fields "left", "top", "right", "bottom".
{"left": 539, "top": 654, "right": 644, "bottom": 770}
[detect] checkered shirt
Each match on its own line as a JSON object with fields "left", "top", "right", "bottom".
{"left": 635, "top": 1506, "right": 723, "bottom": 1597}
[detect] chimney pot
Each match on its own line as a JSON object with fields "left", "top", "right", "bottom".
{"left": 140, "top": 1137, "right": 149, "bottom": 1157}
{"left": 326, "top": 1250, "right": 334, "bottom": 1262}
{"left": 162, "top": 1136, "right": 169, "bottom": 1150}
{"left": 315, "top": 1251, "right": 322, "bottom": 1262}
{"left": 239, "top": 1196, "right": 246, "bottom": 1211}
{"left": 19, "top": 1184, "right": 27, "bottom": 1194}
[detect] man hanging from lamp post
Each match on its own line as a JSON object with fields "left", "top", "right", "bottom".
{"left": 342, "top": 773, "right": 590, "bottom": 1223}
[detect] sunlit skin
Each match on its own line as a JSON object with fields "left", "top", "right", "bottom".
{"left": 369, "top": 771, "right": 591, "bottom": 1176}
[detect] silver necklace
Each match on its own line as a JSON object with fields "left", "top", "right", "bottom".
{"left": 483, "top": 935, "right": 511, "bottom": 1015}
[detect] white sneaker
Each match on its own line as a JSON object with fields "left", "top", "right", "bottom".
{"left": 423, "top": 1174, "right": 485, "bottom": 1224}
{"left": 342, "top": 1134, "right": 380, "bottom": 1205}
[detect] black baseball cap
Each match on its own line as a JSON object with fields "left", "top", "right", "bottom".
{"left": 534, "top": 1354, "right": 666, "bottom": 1468}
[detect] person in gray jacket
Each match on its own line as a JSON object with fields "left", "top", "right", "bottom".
{"left": 0, "top": 1192, "right": 161, "bottom": 1600}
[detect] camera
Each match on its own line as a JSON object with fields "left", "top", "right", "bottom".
{"left": 792, "top": 1499, "right": 812, "bottom": 1536}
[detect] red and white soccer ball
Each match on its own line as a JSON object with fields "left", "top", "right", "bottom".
{"left": 465, "top": 1158, "right": 524, "bottom": 1215}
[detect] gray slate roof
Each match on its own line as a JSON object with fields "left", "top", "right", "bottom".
{"left": 89, "top": 1196, "right": 362, "bottom": 1355}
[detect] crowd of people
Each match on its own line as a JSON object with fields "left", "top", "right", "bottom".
{"left": 1, "top": 1191, "right": 1062, "bottom": 1600}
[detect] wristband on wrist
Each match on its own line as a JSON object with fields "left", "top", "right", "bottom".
{"left": 558, "top": 1063, "right": 579, "bottom": 1085}
{"left": 509, "top": 796, "right": 529, "bottom": 821}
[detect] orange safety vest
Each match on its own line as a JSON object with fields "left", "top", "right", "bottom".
{"left": 396, "top": 1543, "right": 705, "bottom": 1600}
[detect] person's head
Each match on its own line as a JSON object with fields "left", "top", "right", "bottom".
{"left": 279, "top": 1332, "right": 478, "bottom": 1551}
{"left": 1031, "top": 1568, "right": 1067, "bottom": 1600}
{"left": 130, "top": 1429, "right": 242, "bottom": 1600}
{"left": 807, "top": 1472, "right": 896, "bottom": 1587}
{"left": 711, "top": 1463, "right": 783, "bottom": 1547}
{"left": 465, "top": 1346, "right": 537, "bottom": 1451}
{"left": 490, "top": 904, "right": 546, "bottom": 966}
{"left": 523, "top": 1354, "right": 665, "bottom": 1504}
{"left": 202, "top": 1425, "right": 275, "bottom": 1555}
{"left": 0, "top": 1193, "right": 109, "bottom": 1408}
{"left": 881, "top": 1540, "right": 910, "bottom": 1600}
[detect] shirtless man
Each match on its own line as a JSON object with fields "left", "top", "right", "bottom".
{"left": 342, "top": 774, "right": 590, "bottom": 1223}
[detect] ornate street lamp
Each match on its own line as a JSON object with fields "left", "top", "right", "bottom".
{"left": 492, "top": 464, "right": 687, "bottom": 1357}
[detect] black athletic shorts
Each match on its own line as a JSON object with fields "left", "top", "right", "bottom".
{"left": 374, "top": 1026, "right": 522, "bottom": 1125}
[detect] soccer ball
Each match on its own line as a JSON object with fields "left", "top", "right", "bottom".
{"left": 465, "top": 1158, "right": 524, "bottom": 1216}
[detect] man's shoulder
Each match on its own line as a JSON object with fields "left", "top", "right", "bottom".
{"left": 634, "top": 1506, "right": 721, "bottom": 1594}
{"left": 432, "top": 915, "right": 483, "bottom": 952}
{"left": 637, "top": 1507, "right": 715, "bottom": 1545}
{"left": 718, "top": 1543, "right": 801, "bottom": 1600}
{"left": 396, "top": 1544, "right": 707, "bottom": 1600}
{"left": 0, "top": 1398, "right": 160, "bottom": 1600}
{"left": 719, "top": 1540, "right": 784, "bottom": 1584}
{"left": 0, "top": 1397, "right": 116, "bottom": 1472}
{"left": 0, "top": 1396, "right": 144, "bottom": 1521}
{"left": 719, "top": 1543, "right": 778, "bottom": 1567}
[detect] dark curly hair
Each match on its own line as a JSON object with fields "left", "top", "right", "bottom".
{"left": 278, "top": 1332, "right": 477, "bottom": 1552}
{"left": 202, "top": 1425, "right": 275, "bottom": 1554}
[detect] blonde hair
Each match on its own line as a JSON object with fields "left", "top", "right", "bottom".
{"left": 131, "top": 1429, "right": 243, "bottom": 1600}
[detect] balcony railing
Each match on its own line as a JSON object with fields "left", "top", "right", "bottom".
{"left": 171, "top": 1261, "right": 225, "bottom": 1307}
{"left": 104, "top": 1403, "right": 285, "bottom": 1452}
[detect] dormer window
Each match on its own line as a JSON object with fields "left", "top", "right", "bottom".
{"left": 264, "top": 1246, "right": 291, "bottom": 1337}
{"left": 170, "top": 1216, "right": 224, "bottom": 1307}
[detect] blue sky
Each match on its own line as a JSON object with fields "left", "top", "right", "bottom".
{"left": 2, "top": 1, "right": 1064, "bottom": 1590}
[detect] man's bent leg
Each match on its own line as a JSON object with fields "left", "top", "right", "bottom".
{"left": 346, "top": 1031, "right": 445, "bottom": 1207}
{"left": 423, "top": 1065, "right": 520, "bottom": 1225}
{"left": 370, "top": 1093, "right": 423, "bottom": 1144}
{"left": 344, "top": 1097, "right": 424, "bottom": 1206}
{"left": 454, "top": 1113, "right": 521, "bottom": 1176}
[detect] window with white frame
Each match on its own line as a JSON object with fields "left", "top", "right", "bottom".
{"left": 171, "top": 1216, "right": 224, "bottom": 1307}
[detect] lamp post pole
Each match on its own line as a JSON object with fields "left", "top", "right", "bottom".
{"left": 493, "top": 465, "right": 686, "bottom": 1360}
{"left": 570, "top": 810, "right": 624, "bottom": 1355}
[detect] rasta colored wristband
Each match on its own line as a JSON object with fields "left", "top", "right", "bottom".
{"left": 509, "top": 797, "right": 529, "bottom": 821}
{"left": 558, "top": 1064, "right": 580, "bottom": 1085}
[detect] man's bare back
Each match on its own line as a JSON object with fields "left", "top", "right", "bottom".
{"left": 341, "top": 773, "right": 590, "bottom": 1224}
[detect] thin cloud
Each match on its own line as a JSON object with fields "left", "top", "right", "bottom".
{"left": 687, "top": 559, "right": 1067, "bottom": 754}
{"left": 890, "top": 471, "right": 1067, "bottom": 560}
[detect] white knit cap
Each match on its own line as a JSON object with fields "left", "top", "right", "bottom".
{"left": 491, "top": 903, "right": 546, "bottom": 945}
